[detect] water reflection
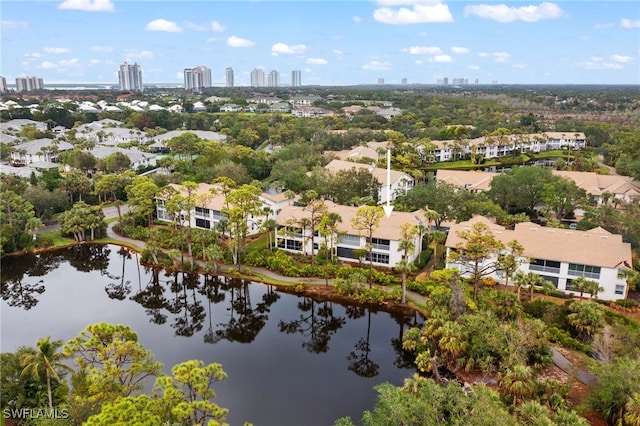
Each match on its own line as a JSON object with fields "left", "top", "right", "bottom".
{"left": 1, "top": 244, "right": 423, "bottom": 425}
{"left": 279, "top": 298, "right": 346, "bottom": 353}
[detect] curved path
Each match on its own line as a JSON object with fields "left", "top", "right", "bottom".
{"left": 106, "top": 222, "right": 384, "bottom": 288}
{"left": 551, "top": 348, "right": 597, "bottom": 387}
{"left": 107, "top": 222, "right": 598, "bottom": 385}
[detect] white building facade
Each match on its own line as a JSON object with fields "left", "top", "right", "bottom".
{"left": 445, "top": 216, "right": 632, "bottom": 301}
{"left": 275, "top": 202, "right": 427, "bottom": 268}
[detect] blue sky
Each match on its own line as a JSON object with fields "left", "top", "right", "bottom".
{"left": 2, "top": 0, "right": 639, "bottom": 86}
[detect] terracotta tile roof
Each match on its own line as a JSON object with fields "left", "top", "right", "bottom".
{"left": 445, "top": 216, "right": 632, "bottom": 269}
{"left": 436, "top": 169, "right": 497, "bottom": 191}
{"left": 276, "top": 201, "right": 426, "bottom": 240}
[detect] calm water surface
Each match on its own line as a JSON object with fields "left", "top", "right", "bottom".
{"left": 1, "top": 245, "right": 421, "bottom": 426}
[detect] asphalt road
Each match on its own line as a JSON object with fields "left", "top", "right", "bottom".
{"left": 37, "top": 204, "right": 130, "bottom": 234}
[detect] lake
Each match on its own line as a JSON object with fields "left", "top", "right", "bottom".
{"left": 1, "top": 244, "right": 422, "bottom": 426}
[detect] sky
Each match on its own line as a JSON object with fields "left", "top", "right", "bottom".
{"left": 1, "top": 0, "right": 639, "bottom": 86}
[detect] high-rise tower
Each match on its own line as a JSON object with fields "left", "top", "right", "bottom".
{"left": 184, "top": 66, "right": 212, "bottom": 91}
{"left": 291, "top": 70, "right": 302, "bottom": 87}
{"left": 267, "top": 70, "right": 280, "bottom": 87}
{"left": 226, "top": 67, "right": 234, "bottom": 88}
{"left": 250, "top": 68, "right": 265, "bottom": 87}
{"left": 118, "top": 62, "right": 143, "bottom": 92}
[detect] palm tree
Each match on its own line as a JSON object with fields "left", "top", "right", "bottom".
{"left": 396, "top": 223, "right": 416, "bottom": 304}
{"left": 262, "top": 218, "right": 278, "bottom": 252}
{"left": 571, "top": 276, "right": 598, "bottom": 301}
{"left": 624, "top": 393, "right": 640, "bottom": 426}
{"left": 430, "top": 230, "right": 447, "bottom": 268}
{"left": 21, "top": 336, "right": 72, "bottom": 409}
{"left": 498, "top": 364, "right": 536, "bottom": 406}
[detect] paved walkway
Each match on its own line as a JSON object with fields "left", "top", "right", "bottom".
{"left": 551, "top": 348, "right": 597, "bottom": 387}
{"left": 105, "top": 222, "right": 428, "bottom": 303}
{"left": 108, "top": 223, "right": 598, "bottom": 385}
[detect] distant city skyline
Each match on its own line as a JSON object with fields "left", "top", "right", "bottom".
{"left": 1, "top": 1, "right": 639, "bottom": 86}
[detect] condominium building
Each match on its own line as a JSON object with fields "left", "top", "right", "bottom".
{"left": 445, "top": 216, "right": 633, "bottom": 301}
{"left": 250, "top": 68, "right": 266, "bottom": 87}
{"left": 291, "top": 69, "right": 302, "bottom": 87}
{"left": 226, "top": 67, "right": 234, "bottom": 88}
{"left": 118, "top": 62, "right": 143, "bottom": 92}
{"left": 0, "top": 76, "right": 7, "bottom": 94}
{"left": 15, "top": 76, "right": 44, "bottom": 92}
{"left": 275, "top": 201, "right": 429, "bottom": 268}
{"left": 184, "top": 66, "right": 212, "bottom": 91}
{"left": 267, "top": 70, "right": 280, "bottom": 87}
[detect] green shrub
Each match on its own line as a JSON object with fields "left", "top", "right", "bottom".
{"left": 352, "top": 287, "right": 386, "bottom": 304}
{"left": 413, "top": 247, "right": 433, "bottom": 269}
{"left": 614, "top": 299, "right": 638, "bottom": 308}
{"left": 546, "top": 326, "right": 590, "bottom": 352}
{"left": 36, "top": 234, "right": 55, "bottom": 247}
{"left": 524, "top": 299, "right": 557, "bottom": 319}
{"left": 245, "top": 249, "right": 268, "bottom": 267}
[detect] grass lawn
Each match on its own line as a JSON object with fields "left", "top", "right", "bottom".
{"left": 246, "top": 231, "right": 272, "bottom": 252}
{"left": 39, "top": 231, "right": 75, "bottom": 247}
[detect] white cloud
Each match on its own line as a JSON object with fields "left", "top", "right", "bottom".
{"left": 468, "top": 65, "right": 480, "bottom": 70}
{"left": 185, "top": 20, "right": 226, "bottom": 32}
{"left": 307, "top": 58, "right": 328, "bottom": 65}
{"left": 39, "top": 61, "right": 58, "bottom": 69}
{"left": 90, "top": 45, "right": 114, "bottom": 52}
{"left": 146, "top": 19, "right": 183, "bottom": 32}
{"left": 175, "top": 71, "right": 183, "bottom": 80}
{"left": 24, "top": 53, "right": 43, "bottom": 58}
{"left": 333, "top": 49, "right": 343, "bottom": 55}
{"left": 211, "top": 21, "right": 226, "bottom": 32}
{"left": 464, "top": 2, "right": 564, "bottom": 23}
{"left": 478, "top": 52, "right": 490, "bottom": 57}
{"left": 362, "top": 60, "right": 392, "bottom": 71}
{"left": 58, "top": 0, "right": 114, "bottom": 12}
{"left": 621, "top": 19, "right": 640, "bottom": 28}
{"left": 271, "top": 43, "right": 307, "bottom": 55}
{"left": 493, "top": 51, "right": 511, "bottom": 62}
{"left": 415, "top": 59, "right": 424, "bottom": 65}
{"left": 594, "top": 23, "right": 615, "bottom": 30}
{"left": 405, "top": 46, "right": 442, "bottom": 55}
{"left": 184, "top": 21, "right": 208, "bottom": 31}
{"left": 373, "top": 3, "right": 454, "bottom": 24}
{"left": 44, "top": 47, "right": 71, "bottom": 54}
{"left": 513, "top": 63, "right": 528, "bottom": 69}
{"left": 1, "top": 20, "right": 28, "bottom": 29}
{"left": 227, "top": 36, "right": 255, "bottom": 48}
{"left": 429, "top": 54, "right": 452, "bottom": 63}
{"left": 88, "top": 59, "right": 101, "bottom": 66}
{"left": 353, "top": 16, "right": 363, "bottom": 23}
{"left": 578, "top": 57, "right": 624, "bottom": 70}
{"left": 451, "top": 46, "right": 469, "bottom": 54}
{"left": 38, "top": 58, "right": 82, "bottom": 74}
{"left": 125, "top": 50, "right": 154, "bottom": 61}
{"left": 611, "top": 54, "right": 633, "bottom": 63}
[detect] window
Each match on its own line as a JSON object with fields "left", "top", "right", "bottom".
{"left": 539, "top": 275, "right": 559, "bottom": 288}
{"left": 340, "top": 234, "right": 360, "bottom": 247}
{"left": 336, "top": 247, "right": 356, "bottom": 259}
{"left": 195, "top": 207, "right": 210, "bottom": 218}
{"left": 365, "top": 252, "right": 390, "bottom": 265}
{"left": 277, "top": 239, "right": 302, "bottom": 251}
{"left": 568, "top": 263, "right": 601, "bottom": 279}
{"left": 529, "top": 259, "right": 561, "bottom": 274}
{"left": 615, "top": 284, "right": 625, "bottom": 295}
{"left": 195, "top": 218, "right": 210, "bottom": 229}
{"left": 367, "top": 237, "right": 390, "bottom": 251}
